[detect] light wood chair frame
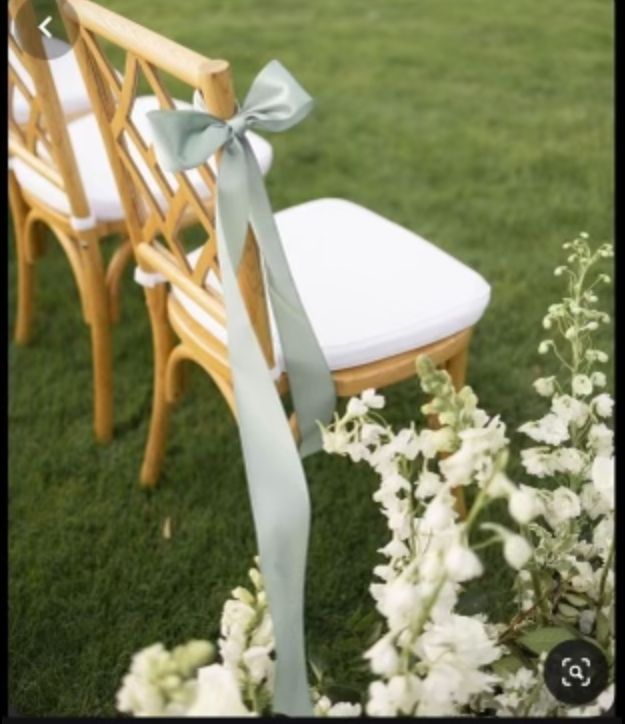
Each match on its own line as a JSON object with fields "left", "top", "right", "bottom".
{"left": 8, "top": 0, "right": 135, "bottom": 443}
{"left": 61, "top": 0, "right": 473, "bottom": 515}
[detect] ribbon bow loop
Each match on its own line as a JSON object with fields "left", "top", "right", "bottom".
{"left": 146, "top": 60, "right": 336, "bottom": 718}
{"left": 239, "top": 59, "right": 315, "bottom": 133}
{"left": 147, "top": 60, "right": 313, "bottom": 171}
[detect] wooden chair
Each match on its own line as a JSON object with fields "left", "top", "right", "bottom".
{"left": 61, "top": 0, "right": 490, "bottom": 509}
{"left": 8, "top": 0, "right": 274, "bottom": 443}
{"left": 8, "top": 0, "right": 132, "bottom": 442}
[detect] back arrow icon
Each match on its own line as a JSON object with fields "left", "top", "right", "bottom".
{"left": 38, "top": 16, "right": 53, "bottom": 38}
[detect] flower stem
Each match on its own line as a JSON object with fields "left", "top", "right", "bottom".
{"left": 530, "top": 570, "right": 550, "bottom": 624}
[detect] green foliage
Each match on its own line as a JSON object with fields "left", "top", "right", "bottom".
{"left": 517, "top": 626, "right": 578, "bottom": 655}
{"left": 8, "top": 0, "right": 612, "bottom": 714}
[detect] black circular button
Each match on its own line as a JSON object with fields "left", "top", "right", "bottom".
{"left": 543, "top": 639, "right": 609, "bottom": 706}
{"left": 12, "top": 0, "right": 75, "bottom": 60}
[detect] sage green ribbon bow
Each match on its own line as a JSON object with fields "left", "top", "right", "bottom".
{"left": 147, "top": 60, "right": 336, "bottom": 716}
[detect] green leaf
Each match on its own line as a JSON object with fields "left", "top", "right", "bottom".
{"left": 491, "top": 654, "right": 524, "bottom": 677}
{"left": 308, "top": 655, "right": 326, "bottom": 685}
{"left": 557, "top": 602, "right": 581, "bottom": 619}
{"left": 365, "top": 620, "right": 384, "bottom": 647}
{"left": 518, "top": 626, "right": 579, "bottom": 654}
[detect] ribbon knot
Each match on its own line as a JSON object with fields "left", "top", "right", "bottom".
{"left": 147, "top": 60, "right": 336, "bottom": 717}
{"left": 226, "top": 113, "right": 249, "bottom": 138}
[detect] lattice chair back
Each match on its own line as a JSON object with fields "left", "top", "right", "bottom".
{"left": 60, "top": 0, "right": 275, "bottom": 373}
{"left": 8, "top": 0, "right": 93, "bottom": 225}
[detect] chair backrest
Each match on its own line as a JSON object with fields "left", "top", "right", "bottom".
{"left": 8, "top": 0, "right": 92, "bottom": 221}
{"left": 60, "top": 0, "right": 275, "bottom": 369}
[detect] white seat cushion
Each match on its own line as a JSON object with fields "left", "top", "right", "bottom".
{"left": 169, "top": 197, "right": 491, "bottom": 371}
{"left": 12, "top": 96, "right": 274, "bottom": 223}
{"left": 10, "top": 38, "right": 92, "bottom": 124}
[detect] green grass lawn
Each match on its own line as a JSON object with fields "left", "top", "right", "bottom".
{"left": 8, "top": 0, "right": 613, "bottom": 715}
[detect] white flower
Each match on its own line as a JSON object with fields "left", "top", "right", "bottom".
{"left": 116, "top": 672, "right": 165, "bottom": 716}
{"left": 588, "top": 423, "right": 613, "bottom": 457}
{"left": 545, "top": 487, "right": 581, "bottom": 526}
{"left": 439, "top": 446, "right": 475, "bottom": 487}
{"left": 384, "top": 675, "right": 422, "bottom": 715}
{"left": 345, "top": 440, "right": 370, "bottom": 463}
{"left": 520, "top": 447, "right": 555, "bottom": 478}
{"left": 360, "top": 422, "right": 385, "bottom": 445}
{"left": 591, "top": 371, "right": 607, "bottom": 388}
{"left": 422, "top": 494, "right": 457, "bottom": 531}
{"left": 346, "top": 397, "right": 368, "bottom": 418}
{"left": 570, "top": 561, "right": 594, "bottom": 593}
{"left": 572, "top": 374, "right": 593, "bottom": 396}
{"left": 172, "top": 640, "right": 214, "bottom": 676}
{"left": 221, "top": 599, "right": 256, "bottom": 637}
{"left": 592, "top": 393, "right": 614, "bottom": 418}
{"left": 580, "top": 483, "right": 611, "bottom": 519}
{"left": 591, "top": 456, "right": 614, "bottom": 508}
{"left": 503, "top": 534, "right": 533, "bottom": 570}
{"left": 444, "top": 543, "right": 484, "bottom": 582}
{"left": 415, "top": 615, "right": 501, "bottom": 710}
{"left": 415, "top": 470, "right": 443, "bottom": 499}
{"left": 419, "top": 427, "right": 456, "bottom": 458}
{"left": 418, "top": 663, "right": 464, "bottom": 715}
{"left": 508, "top": 486, "right": 543, "bottom": 524}
{"left": 486, "top": 471, "right": 515, "bottom": 499}
{"left": 519, "top": 413, "right": 569, "bottom": 445}
{"left": 187, "top": 664, "right": 254, "bottom": 716}
{"left": 241, "top": 646, "right": 273, "bottom": 684}
{"left": 428, "top": 580, "right": 459, "bottom": 622}
{"left": 313, "top": 695, "right": 333, "bottom": 716}
{"left": 249, "top": 611, "right": 273, "bottom": 648}
{"left": 327, "top": 701, "right": 363, "bottom": 717}
{"left": 459, "top": 417, "right": 508, "bottom": 457}
{"left": 373, "top": 564, "right": 393, "bottom": 582}
{"left": 533, "top": 377, "right": 556, "bottom": 397}
{"left": 219, "top": 632, "right": 247, "bottom": 672}
{"left": 552, "top": 446, "right": 586, "bottom": 475}
{"left": 321, "top": 425, "right": 351, "bottom": 454}
{"left": 367, "top": 681, "right": 396, "bottom": 716}
{"left": 418, "top": 549, "right": 444, "bottom": 582}
{"left": 551, "top": 394, "right": 589, "bottom": 427}
{"left": 364, "top": 634, "right": 400, "bottom": 676}
{"left": 389, "top": 428, "right": 420, "bottom": 460}
{"left": 375, "top": 579, "right": 422, "bottom": 631}
{"left": 361, "top": 388, "right": 385, "bottom": 409}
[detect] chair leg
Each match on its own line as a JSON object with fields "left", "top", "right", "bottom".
{"left": 140, "top": 285, "right": 175, "bottom": 488}
{"left": 9, "top": 175, "right": 35, "bottom": 345}
{"left": 76, "top": 232, "right": 115, "bottom": 443}
{"left": 88, "top": 278, "right": 114, "bottom": 444}
{"left": 447, "top": 343, "right": 469, "bottom": 392}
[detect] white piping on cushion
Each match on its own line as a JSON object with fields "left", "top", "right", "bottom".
{"left": 70, "top": 213, "right": 98, "bottom": 231}
{"left": 134, "top": 265, "right": 166, "bottom": 288}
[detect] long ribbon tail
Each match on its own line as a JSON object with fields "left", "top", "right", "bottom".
{"left": 243, "top": 138, "right": 336, "bottom": 457}
{"left": 215, "top": 151, "right": 314, "bottom": 716}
